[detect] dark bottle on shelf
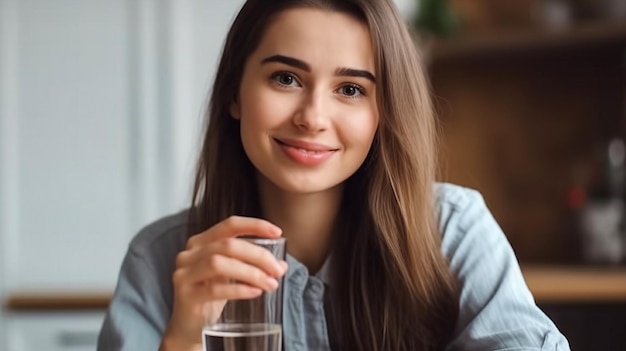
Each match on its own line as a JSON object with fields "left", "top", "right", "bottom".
{"left": 578, "top": 137, "right": 626, "bottom": 265}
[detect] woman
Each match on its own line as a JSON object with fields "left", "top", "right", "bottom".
{"left": 98, "top": 0, "right": 570, "bottom": 350}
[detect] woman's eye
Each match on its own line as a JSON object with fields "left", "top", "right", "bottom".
{"left": 338, "top": 84, "right": 365, "bottom": 98}
{"left": 271, "top": 72, "right": 299, "bottom": 87}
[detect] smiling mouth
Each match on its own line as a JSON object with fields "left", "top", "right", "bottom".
{"left": 274, "top": 138, "right": 338, "bottom": 154}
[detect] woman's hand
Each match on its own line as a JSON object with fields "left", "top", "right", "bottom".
{"left": 159, "top": 216, "right": 288, "bottom": 351}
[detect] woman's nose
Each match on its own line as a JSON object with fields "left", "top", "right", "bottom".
{"left": 292, "top": 90, "right": 330, "bottom": 133}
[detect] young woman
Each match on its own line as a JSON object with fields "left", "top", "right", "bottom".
{"left": 98, "top": 0, "right": 570, "bottom": 350}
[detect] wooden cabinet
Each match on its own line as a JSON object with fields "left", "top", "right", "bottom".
{"left": 425, "top": 22, "right": 626, "bottom": 350}
{"left": 427, "top": 23, "right": 626, "bottom": 264}
{"left": 541, "top": 302, "right": 626, "bottom": 351}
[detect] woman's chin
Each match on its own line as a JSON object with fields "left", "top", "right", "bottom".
{"left": 275, "top": 179, "right": 338, "bottom": 195}
{"left": 262, "top": 173, "right": 343, "bottom": 196}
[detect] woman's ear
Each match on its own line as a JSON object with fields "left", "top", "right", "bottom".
{"left": 230, "top": 98, "right": 241, "bottom": 120}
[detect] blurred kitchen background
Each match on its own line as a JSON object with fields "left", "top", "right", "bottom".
{"left": 0, "top": 0, "right": 624, "bottom": 350}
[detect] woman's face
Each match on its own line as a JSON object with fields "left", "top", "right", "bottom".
{"left": 231, "top": 7, "right": 379, "bottom": 194}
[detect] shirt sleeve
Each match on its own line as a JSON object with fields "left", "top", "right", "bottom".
{"left": 439, "top": 186, "right": 571, "bottom": 351}
{"left": 97, "top": 246, "right": 170, "bottom": 351}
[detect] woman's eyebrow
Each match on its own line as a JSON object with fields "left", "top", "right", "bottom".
{"left": 335, "top": 67, "right": 376, "bottom": 83}
{"left": 261, "top": 54, "right": 376, "bottom": 83}
{"left": 261, "top": 55, "right": 310, "bottom": 71}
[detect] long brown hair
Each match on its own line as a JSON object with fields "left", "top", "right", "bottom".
{"left": 188, "top": 0, "right": 459, "bottom": 350}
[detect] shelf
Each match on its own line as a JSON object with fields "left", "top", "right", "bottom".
{"left": 424, "top": 22, "right": 626, "bottom": 62}
{"left": 3, "top": 266, "right": 625, "bottom": 311}
{"left": 522, "top": 265, "right": 626, "bottom": 303}
{"left": 4, "top": 292, "right": 112, "bottom": 311}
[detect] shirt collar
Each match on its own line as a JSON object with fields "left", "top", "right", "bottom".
{"left": 285, "top": 253, "right": 332, "bottom": 286}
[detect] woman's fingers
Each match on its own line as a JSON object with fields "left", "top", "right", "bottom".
{"left": 218, "top": 238, "right": 285, "bottom": 277}
{"left": 203, "top": 281, "right": 263, "bottom": 301}
{"left": 179, "top": 254, "right": 280, "bottom": 291}
{"left": 179, "top": 237, "right": 286, "bottom": 278}
{"left": 187, "top": 216, "right": 282, "bottom": 250}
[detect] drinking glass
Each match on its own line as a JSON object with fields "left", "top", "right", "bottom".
{"left": 203, "top": 237, "right": 286, "bottom": 351}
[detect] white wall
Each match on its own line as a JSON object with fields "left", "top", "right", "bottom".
{"left": 0, "top": 0, "right": 247, "bottom": 292}
{"left": 1, "top": 0, "right": 21, "bottom": 347}
{"left": 0, "top": 1, "right": 244, "bottom": 349}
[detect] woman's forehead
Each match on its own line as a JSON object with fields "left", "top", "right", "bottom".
{"left": 252, "top": 7, "right": 375, "bottom": 72}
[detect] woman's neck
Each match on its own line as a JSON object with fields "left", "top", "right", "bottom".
{"left": 257, "top": 175, "right": 342, "bottom": 274}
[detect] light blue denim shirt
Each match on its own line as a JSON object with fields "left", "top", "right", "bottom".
{"left": 97, "top": 183, "right": 570, "bottom": 350}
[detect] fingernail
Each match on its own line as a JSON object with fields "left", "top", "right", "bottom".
{"left": 272, "top": 226, "right": 282, "bottom": 236}
{"left": 280, "top": 260, "right": 288, "bottom": 272}
{"left": 249, "top": 288, "right": 263, "bottom": 297}
{"left": 273, "top": 261, "right": 284, "bottom": 276}
{"left": 266, "top": 277, "right": 279, "bottom": 290}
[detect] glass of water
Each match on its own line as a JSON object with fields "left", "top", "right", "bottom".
{"left": 203, "top": 237, "right": 286, "bottom": 351}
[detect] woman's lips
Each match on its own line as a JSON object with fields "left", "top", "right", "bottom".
{"left": 274, "top": 138, "right": 338, "bottom": 166}
{"left": 275, "top": 138, "right": 338, "bottom": 151}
